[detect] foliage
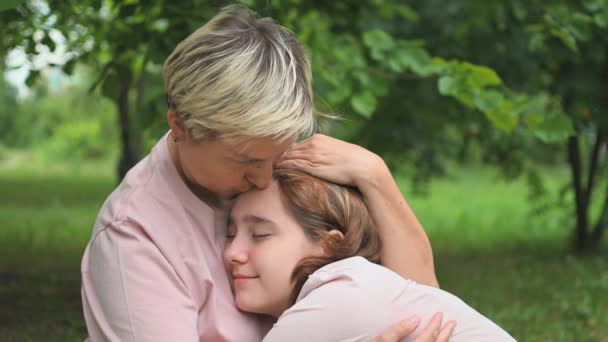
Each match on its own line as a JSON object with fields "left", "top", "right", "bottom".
{"left": 2, "top": 0, "right": 607, "bottom": 249}
{"left": 0, "top": 66, "right": 117, "bottom": 161}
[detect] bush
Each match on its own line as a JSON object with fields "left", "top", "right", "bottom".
{"left": 39, "top": 120, "right": 116, "bottom": 161}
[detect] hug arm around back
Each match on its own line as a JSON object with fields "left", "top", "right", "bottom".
{"left": 81, "top": 220, "right": 199, "bottom": 342}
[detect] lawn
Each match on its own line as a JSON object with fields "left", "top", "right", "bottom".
{"left": 0, "top": 158, "right": 606, "bottom": 341}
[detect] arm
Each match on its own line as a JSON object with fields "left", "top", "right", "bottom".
{"left": 277, "top": 134, "right": 438, "bottom": 287}
{"left": 262, "top": 278, "right": 453, "bottom": 342}
{"left": 356, "top": 156, "right": 439, "bottom": 287}
{"left": 82, "top": 221, "right": 199, "bottom": 341}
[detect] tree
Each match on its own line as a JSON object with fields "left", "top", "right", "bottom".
{"left": 3, "top": 0, "right": 605, "bottom": 251}
{"left": 1, "top": 0, "right": 219, "bottom": 178}
{"left": 401, "top": 0, "right": 608, "bottom": 251}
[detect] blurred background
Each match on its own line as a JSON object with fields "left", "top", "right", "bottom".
{"left": 0, "top": 0, "right": 607, "bottom": 341}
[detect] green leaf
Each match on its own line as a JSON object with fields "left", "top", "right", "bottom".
{"left": 387, "top": 56, "right": 404, "bottom": 73}
{"left": 429, "top": 57, "right": 448, "bottom": 73}
{"left": 534, "top": 113, "right": 575, "bottom": 142}
{"left": 438, "top": 76, "right": 457, "bottom": 96}
{"left": 0, "top": 0, "right": 26, "bottom": 11}
{"left": 513, "top": 2, "right": 527, "bottom": 20}
{"left": 524, "top": 113, "right": 545, "bottom": 131}
{"left": 370, "top": 48, "right": 385, "bottom": 61}
{"left": 528, "top": 32, "right": 544, "bottom": 51}
{"left": 474, "top": 90, "right": 504, "bottom": 113}
{"left": 393, "top": 46, "right": 433, "bottom": 75}
{"left": 549, "top": 27, "right": 578, "bottom": 52}
{"left": 351, "top": 91, "right": 377, "bottom": 118}
{"left": 466, "top": 64, "right": 502, "bottom": 88}
{"left": 594, "top": 11, "right": 608, "bottom": 28}
{"left": 396, "top": 5, "right": 419, "bottom": 22}
{"left": 367, "top": 75, "right": 389, "bottom": 96}
{"left": 362, "top": 29, "right": 395, "bottom": 52}
{"left": 152, "top": 19, "right": 169, "bottom": 32}
{"left": 353, "top": 70, "right": 371, "bottom": 87}
{"left": 485, "top": 101, "right": 519, "bottom": 133}
{"left": 327, "top": 86, "right": 351, "bottom": 104}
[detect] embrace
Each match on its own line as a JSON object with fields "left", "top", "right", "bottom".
{"left": 81, "top": 5, "right": 515, "bottom": 342}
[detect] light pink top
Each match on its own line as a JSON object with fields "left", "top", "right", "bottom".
{"left": 264, "top": 256, "right": 516, "bottom": 342}
{"left": 81, "top": 132, "right": 268, "bottom": 341}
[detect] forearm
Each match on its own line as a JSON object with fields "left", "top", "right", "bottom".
{"left": 357, "top": 157, "right": 439, "bottom": 288}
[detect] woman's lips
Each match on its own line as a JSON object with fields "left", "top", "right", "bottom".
{"left": 232, "top": 274, "right": 259, "bottom": 285}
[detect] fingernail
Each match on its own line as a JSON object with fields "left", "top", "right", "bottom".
{"left": 406, "top": 315, "right": 420, "bottom": 325}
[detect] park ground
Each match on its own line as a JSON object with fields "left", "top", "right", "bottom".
{"left": 0, "top": 153, "right": 606, "bottom": 341}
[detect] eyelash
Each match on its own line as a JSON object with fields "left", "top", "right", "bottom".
{"left": 224, "top": 233, "right": 271, "bottom": 240}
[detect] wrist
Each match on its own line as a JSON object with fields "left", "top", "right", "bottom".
{"left": 355, "top": 154, "right": 390, "bottom": 194}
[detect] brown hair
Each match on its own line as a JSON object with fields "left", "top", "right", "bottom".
{"left": 274, "top": 169, "right": 382, "bottom": 304}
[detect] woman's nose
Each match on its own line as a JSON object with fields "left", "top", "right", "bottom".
{"left": 224, "top": 237, "right": 249, "bottom": 264}
{"left": 246, "top": 163, "right": 273, "bottom": 190}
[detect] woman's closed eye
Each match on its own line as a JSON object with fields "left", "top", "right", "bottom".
{"left": 225, "top": 225, "right": 237, "bottom": 240}
{"left": 252, "top": 232, "right": 272, "bottom": 240}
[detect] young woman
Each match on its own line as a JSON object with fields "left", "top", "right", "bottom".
{"left": 225, "top": 169, "right": 517, "bottom": 341}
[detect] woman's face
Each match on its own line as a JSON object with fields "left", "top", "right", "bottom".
{"left": 168, "top": 109, "right": 295, "bottom": 202}
{"left": 223, "top": 181, "right": 322, "bottom": 317}
{"left": 177, "top": 136, "right": 295, "bottom": 201}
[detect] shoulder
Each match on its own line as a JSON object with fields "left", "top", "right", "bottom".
{"left": 265, "top": 283, "right": 387, "bottom": 342}
{"left": 298, "top": 257, "right": 406, "bottom": 300}
{"left": 262, "top": 258, "right": 391, "bottom": 342}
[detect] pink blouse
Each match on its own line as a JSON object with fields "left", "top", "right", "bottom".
{"left": 81, "top": 132, "right": 268, "bottom": 341}
{"left": 264, "top": 256, "right": 516, "bottom": 342}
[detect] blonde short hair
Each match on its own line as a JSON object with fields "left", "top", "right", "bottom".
{"left": 163, "top": 5, "right": 317, "bottom": 143}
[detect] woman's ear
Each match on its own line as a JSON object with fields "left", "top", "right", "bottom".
{"left": 167, "top": 109, "right": 186, "bottom": 142}
{"left": 328, "top": 229, "right": 344, "bottom": 240}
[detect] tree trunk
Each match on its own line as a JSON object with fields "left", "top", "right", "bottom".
{"left": 117, "top": 82, "right": 139, "bottom": 181}
{"left": 591, "top": 186, "right": 608, "bottom": 249}
{"left": 567, "top": 135, "right": 588, "bottom": 252}
{"left": 589, "top": 131, "right": 607, "bottom": 249}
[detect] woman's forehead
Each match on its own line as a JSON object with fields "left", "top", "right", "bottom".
{"left": 227, "top": 135, "right": 295, "bottom": 158}
{"left": 232, "top": 181, "right": 283, "bottom": 216}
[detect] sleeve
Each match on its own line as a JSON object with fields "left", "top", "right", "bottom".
{"left": 81, "top": 220, "right": 199, "bottom": 342}
{"left": 262, "top": 280, "right": 387, "bottom": 342}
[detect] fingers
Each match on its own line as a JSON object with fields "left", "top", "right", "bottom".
{"left": 414, "top": 312, "right": 457, "bottom": 342}
{"left": 436, "top": 320, "right": 456, "bottom": 342}
{"left": 275, "top": 159, "right": 314, "bottom": 172}
{"left": 279, "top": 149, "right": 314, "bottom": 163}
{"left": 372, "top": 316, "right": 421, "bottom": 342}
{"left": 290, "top": 133, "right": 331, "bottom": 152}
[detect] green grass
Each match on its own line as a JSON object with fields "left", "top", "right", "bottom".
{"left": 400, "top": 167, "right": 608, "bottom": 342}
{"left": 0, "top": 158, "right": 115, "bottom": 342}
{"left": 0, "top": 158, "right": 606, "bottom": 341}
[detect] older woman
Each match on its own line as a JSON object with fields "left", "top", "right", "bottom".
{"left": 81, "top": 5, "right": 445, "bottom": 342}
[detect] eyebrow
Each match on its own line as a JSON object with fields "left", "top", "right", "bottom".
{"left": 231, "top": 152, "right": 265, "bottom": 163}
{"left": 228, "top": 214, "right": 276, "bottom": 227}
